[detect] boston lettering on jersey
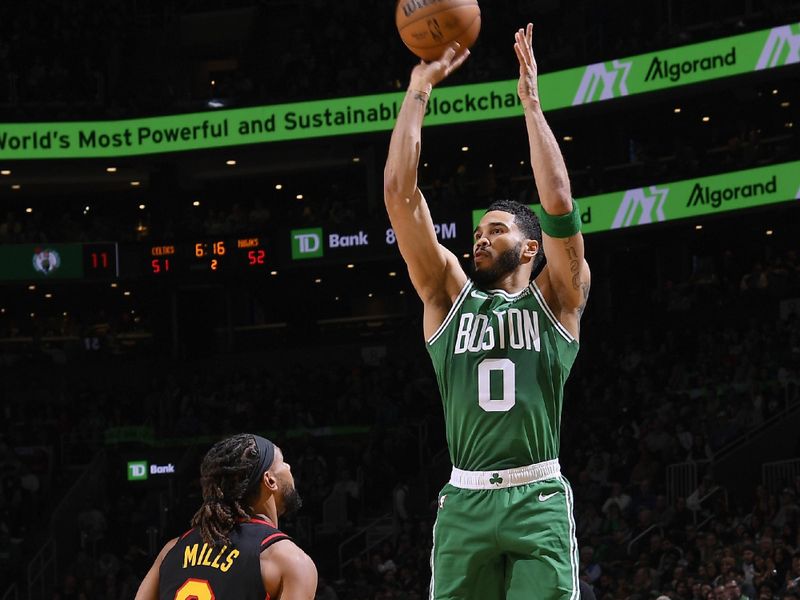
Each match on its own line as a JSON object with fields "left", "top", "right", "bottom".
{"left": 182, "top": 542, "right": 240, "bottom": 572}
{"left": 454, "top": 308, "right": 540, "bottom": 354}
{"left": 427, "top": 281, "right": 578, "bottom": 471}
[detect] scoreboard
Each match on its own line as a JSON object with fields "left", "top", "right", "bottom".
{"left": 146, "top": 237, "right": 269, "bottom": 276}
{"left": 0, "top": 217, "right": 470, "bottom": 282}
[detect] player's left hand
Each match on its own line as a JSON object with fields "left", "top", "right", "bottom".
{"left": 514, "top": 23, "right": 539, "bottom": 105}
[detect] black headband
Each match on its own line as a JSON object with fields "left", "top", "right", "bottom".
{"left": 246, "top": 435, "right": 275, "bottom": 496}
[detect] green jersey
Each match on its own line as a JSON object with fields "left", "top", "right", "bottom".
{"left": 426, "top": 279, "right": 579, "bottom": 471}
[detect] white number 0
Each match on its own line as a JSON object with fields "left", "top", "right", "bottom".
{"left": 477, "top": 358, "right": 516, "bottom": 412}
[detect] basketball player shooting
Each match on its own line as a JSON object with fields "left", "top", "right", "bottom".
{"left": 383, "top": 23, "right": 590, "bottom": 599}
{"left": 134, "top": 434, "right": 317, "bottom": 600}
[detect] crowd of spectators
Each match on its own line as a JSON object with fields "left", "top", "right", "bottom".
{"left": 2, "top": 3, "right": 800, "bottom": 597}
{"left": 2, "top": 0, "right": 799, "bottom": 118}
{"left": 1, "top": 229, "right": 798, "bottom": 596}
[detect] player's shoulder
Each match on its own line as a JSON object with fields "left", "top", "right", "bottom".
{"left": 260, "top": 539, "right": 317, "bottom": 599}
{"left": 260, "top": 540, "right": 315, "bottom": 576}
{"left": 237, "top": 518, "right": 289, "bottom": 546}
{"left": 155, "top": 537, "right": 180, "bottom": 569}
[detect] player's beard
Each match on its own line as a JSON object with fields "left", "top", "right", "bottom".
{"left": 471, "top": 242, "right": 523, "bottom": 288}
{"left": 280, "top": 481, "right": 303, "bottom": 517}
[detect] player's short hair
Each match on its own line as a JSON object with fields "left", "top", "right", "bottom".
{"left": 191, "top": 433, "right": 260, "bottom": 547}
{"left": 486, "top": 199, "right": 542, "bottom": 243}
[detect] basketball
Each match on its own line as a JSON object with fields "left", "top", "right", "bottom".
{"left": 396, "top": 0, "right": 481, "bottom": 62}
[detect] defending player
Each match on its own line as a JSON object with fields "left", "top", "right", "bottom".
{"left": 134, "top": 434, "right": 317, "bottom": 600}
{"left": 383, "top": 24, "right": 590, "bottom": 599}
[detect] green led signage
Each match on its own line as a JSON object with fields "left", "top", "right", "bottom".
{"left": 0, "top": 24, "right": 797, "bottom": 160}
{"left": 472, "top": 161, "right": 800, "bottom": 233}
{"left": 0, "top": 244, "right": 83, "bottom": 280}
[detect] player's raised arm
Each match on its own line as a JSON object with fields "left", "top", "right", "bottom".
{"left": 514, "top": 23, "right": 590, "bottom": 340}
{"left": 383, "top": 45, "right": 470, "bottom": 334}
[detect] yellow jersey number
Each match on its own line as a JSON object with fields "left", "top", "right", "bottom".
{"left": 175, "top": 578, "right": 214, "bottom": 600}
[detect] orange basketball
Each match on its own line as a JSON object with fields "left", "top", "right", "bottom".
{"left": 396, "top": 0, "right": 481, "bottom": 62}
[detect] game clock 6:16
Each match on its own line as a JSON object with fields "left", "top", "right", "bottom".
{"left": 192, "top": 238, "right": 268, "bottom": 273}
{"left": 147, "top": 238, "right": 267, "bottom": 276}
{"left": 193, "top": 240, "right": 226, "bottom": 272}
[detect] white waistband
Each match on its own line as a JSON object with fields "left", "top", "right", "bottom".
{"left": 449, "top": 459, "right": 561, "bottom": 490}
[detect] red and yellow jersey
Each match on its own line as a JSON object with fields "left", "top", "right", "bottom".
{"left": 159, "top": 519, "right": 290, "bottom": 600}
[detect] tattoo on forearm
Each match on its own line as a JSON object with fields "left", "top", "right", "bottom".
{"left": 563, "top": 236, "right": 580, "bottom": 289}
{"left": 413, "top": 93, "right": 428, "bottom": 104}
{"left": 563, "top": 236, "right": 590, "bottom": 316}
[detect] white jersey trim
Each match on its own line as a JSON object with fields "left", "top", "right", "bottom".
{"left": 426, "top": 279, "right": 473, "bottom": 346}
{"left": 484, "top": 286, "right": 531, "bottom": 300}
{"left": 429, "top": 510, "right": 440, "bottom": 599}
{"left": 530, "top": 282, "right": 576, "bottom": 344}
{"left": 560, "top": 476, "right": 580, "bottom": 600}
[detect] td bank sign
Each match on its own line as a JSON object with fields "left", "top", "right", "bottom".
{"left": 291, "top": 227, "right": 371, "bottom": 260}
{"left": 127, "top": 461, "right": 176, "bottom": 481}
{"left": 291, "top": 228, "right": 324, "bottom": 259}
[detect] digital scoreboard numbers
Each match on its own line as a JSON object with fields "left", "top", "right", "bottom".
{"left": 146, "top": 237, "right": 268, "bottom": 277}
{"left": 148, "top": 244, "right": 176, "bottom": 275}
{"left": 191, "top": 240, "right": 227, "bottom": 273}
{"left": 83, "top": 243, "right": 119, "bottom": 279}
{"left": 237, "top": 237, "right": 267, "bottom": 268}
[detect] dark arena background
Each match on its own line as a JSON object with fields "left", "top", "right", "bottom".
{"left": 1, "top": 1, "right": 800, "bottom": 599}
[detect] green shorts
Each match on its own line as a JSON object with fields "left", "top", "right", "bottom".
{"left": 429, "top": 476, "right": 578, "bottom": 600}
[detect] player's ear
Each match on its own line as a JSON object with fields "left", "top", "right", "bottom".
{"left": 522, "top": 239, "right": 539, "bottom": 261}
{"left": 263, "top": 470, "right": 279, "bottom": 492}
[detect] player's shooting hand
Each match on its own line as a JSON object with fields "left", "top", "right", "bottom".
{"left": 409, "top": 43, "right": 470, "bottom": 95}
{"left": 514, "top": 23, "right": 539, "bottom": 105}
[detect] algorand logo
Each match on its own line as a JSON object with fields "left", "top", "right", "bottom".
{"left": 291, "top": 228, "right": 323, "bottom": 259}
{"left": 572, "top": 59, "right": 632, "bottom": 105}
{"left": 686, "top": 175, "right": 777, "bottom": 209}
{"left": 612, "top": 186, "right": 669, "bottom": 229}
{"left": 756, "top": 25, "right": 800, "bottom": 70}
{"left": 645, "top": 48, "right": 736, "bottom": 82}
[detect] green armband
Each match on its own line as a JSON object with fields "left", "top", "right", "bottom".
{"left": 539, "top": 200, "right": 581, "bottom": 238}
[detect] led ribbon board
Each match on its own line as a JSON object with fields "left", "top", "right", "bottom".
{"left": 472, "top": 161, "right": 800, "bottom": 233}
{"left": 0, "top": 23, "right": 798, "bottom": 159}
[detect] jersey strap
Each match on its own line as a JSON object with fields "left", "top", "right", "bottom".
{"left": 260, "top": 532, "right": 290, "bottom": 551}
{"left": 529, "top": 282, "right": 575, "bottom": 343}
{"left": 427, "top": 279, "right": 473, "bottom": 345}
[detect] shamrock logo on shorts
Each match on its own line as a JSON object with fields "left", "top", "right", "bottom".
{"left": 489, "top": 473, "right": 503, "bottom": 486}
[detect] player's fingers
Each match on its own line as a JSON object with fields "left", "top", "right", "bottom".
{"left": 514, "top": 41, "right": 530, "bottom": 68}
{"left": 513, "top": 42, "right": 525, "bottom": 66}
{"left": 450, "top": 47, "right": 470, "bottom": 71}
{"left": 516, "top": 30, "right": 531, "bottom": 62}
{"left": 527, "top": 23, "right": 533, "bottom": 46}
{"left": 442, "top": 42, "right": 460, "bottom": 64}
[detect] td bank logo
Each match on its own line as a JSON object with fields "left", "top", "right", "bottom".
{"left": 572, "top": 59, "right": 632, "bottom": 105}
{"left": 756, "top": 25, "right": 800, "bottom": 70}
{"left": 291, "top": 228, "right": 323, "bottom": 259}
{"left": 611, "top": 186, "right": 669, "bottom": 229}
{"left": 127, "top": 461, "right": 148, "bottom": 481}
{"left": 127, "top": 461, "right": 176, "bottom": 481}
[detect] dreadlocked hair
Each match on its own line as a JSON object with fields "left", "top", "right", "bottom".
{"left": 191, "top": 433, "right": 260, "bottom": 547}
